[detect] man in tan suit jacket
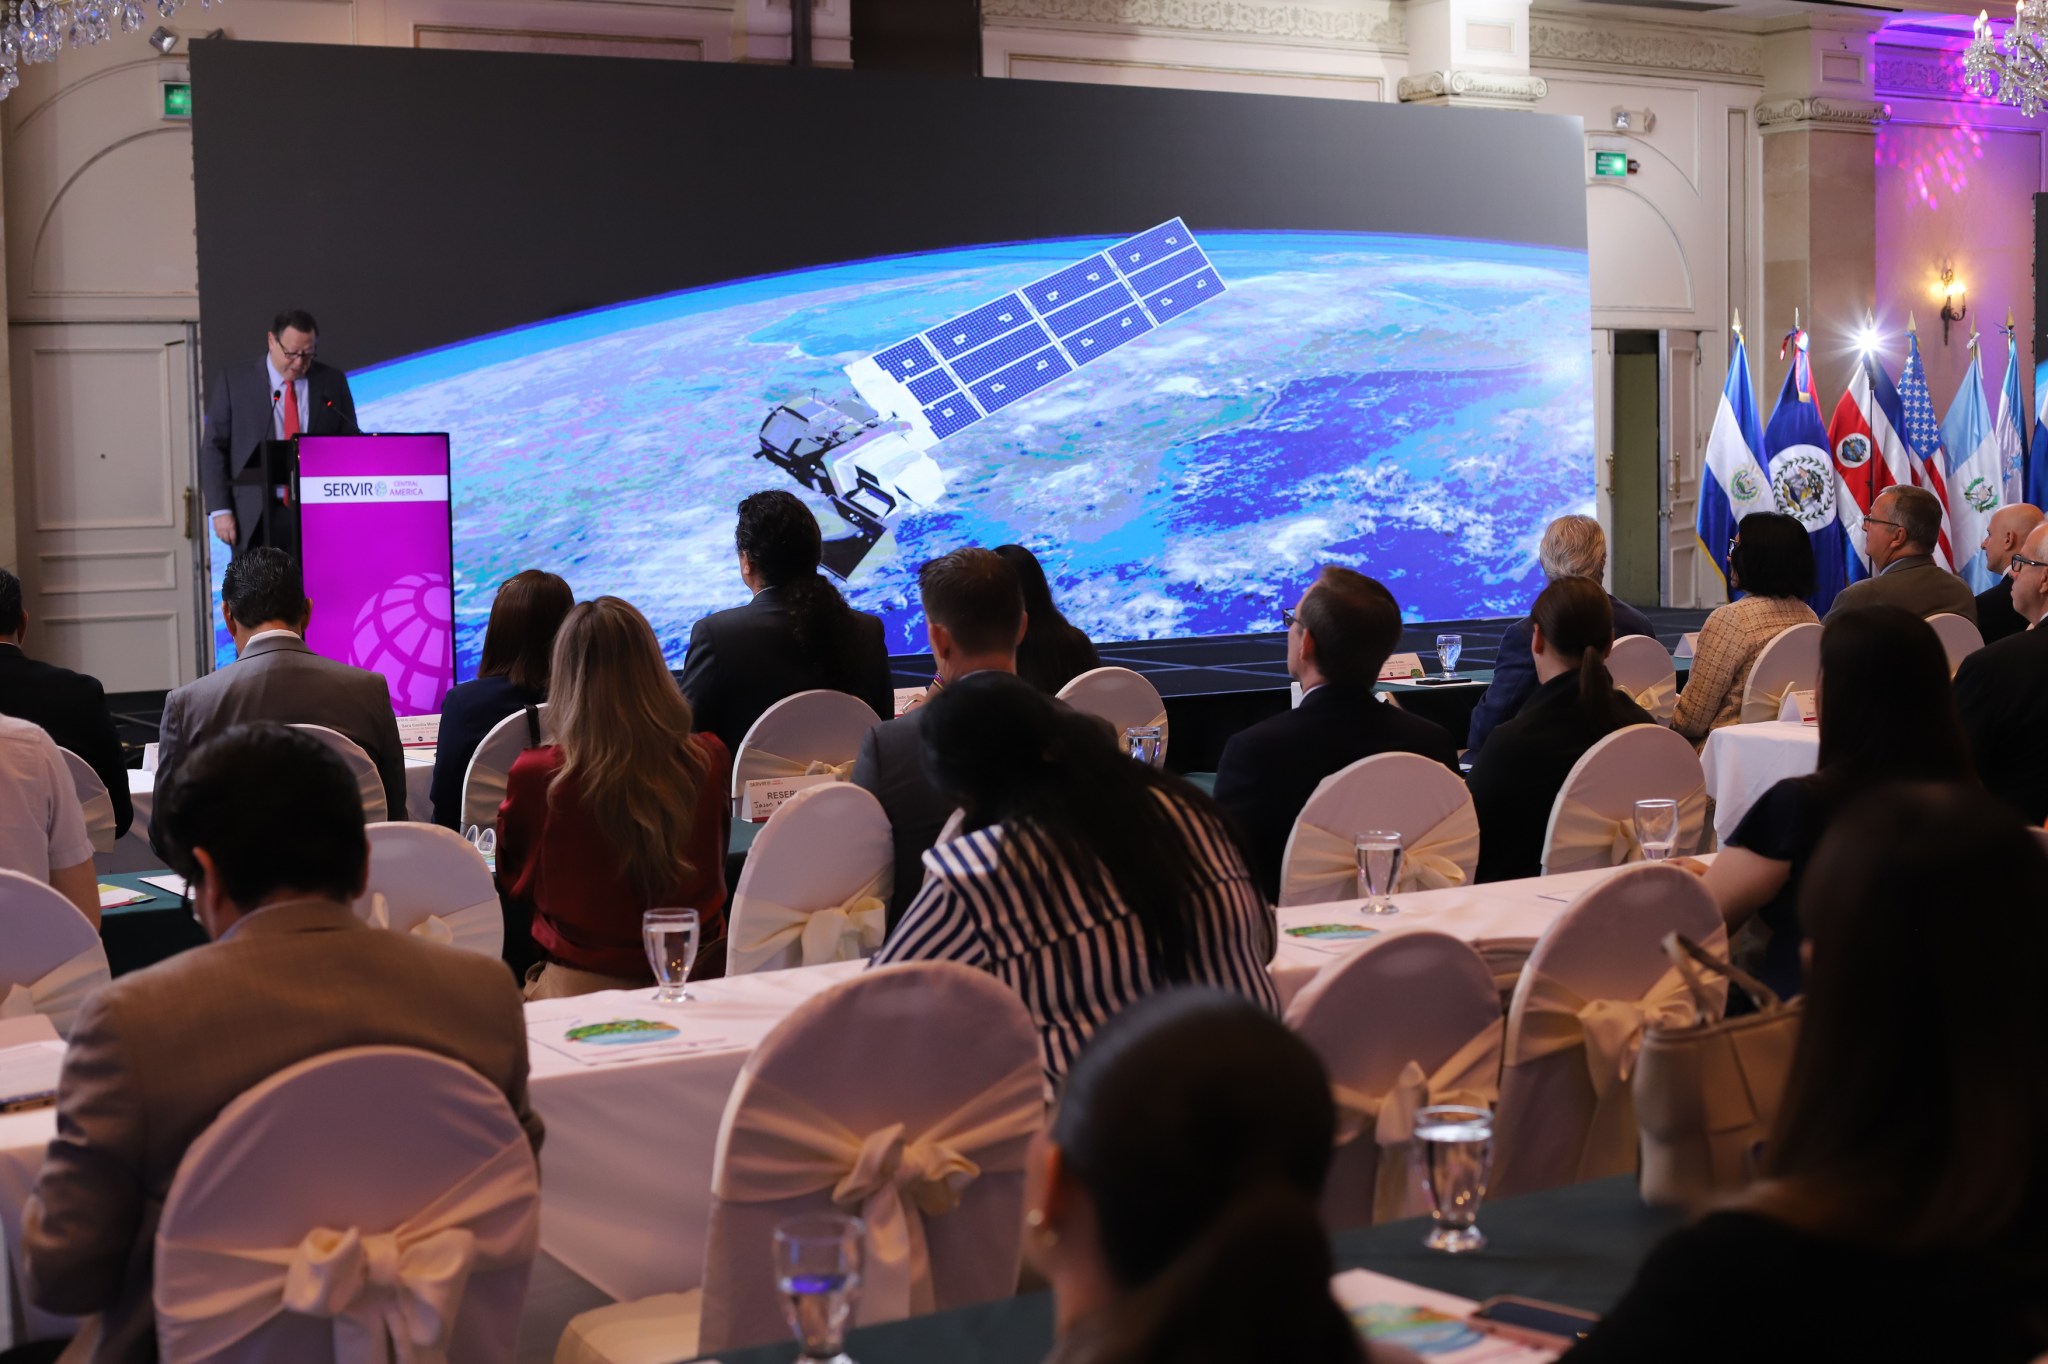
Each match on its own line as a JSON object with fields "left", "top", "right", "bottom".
{"left": 23, "top": 723, "right": 539, "bottom": 1364}
{"left": 1826, "top": 484, "right": 1977, "bottom": 623}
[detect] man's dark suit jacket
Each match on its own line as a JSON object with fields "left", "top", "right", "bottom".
{"left": 679, "top": 584, "right": 893, "bottom": 755}
{"left": 1466, "top": 594, "right": 1658, "bottom": 756}
{"left": 1953, "top": 624, "right": 2048, "bottom": 825}
{"left": 200, "top": 356, "right": 359, "bottom": 552}
{"left": 1975, "top": 575, "right": 2028, "bottom": 646}
{"left": 1213, "top": 681, "right": 1461, "bottom": 904}
{"left": 851, "top": 705, "right": 950, "bottom": 927}
{"left": 0, "top": 643, "right": 131, "bottom": 837}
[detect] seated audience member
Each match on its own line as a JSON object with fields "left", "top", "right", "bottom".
{"left": 0, "top": 567, "right": 132, "bottom": 838}
{"left": 1565, "top": 785, "right": 2048, "bottom": 1363}
{"left": 22, "top": 723, "right": 540, "bottom": 1364}
{"left": 1825, "top": 485, "right": 1976, "bottom": 623}
{"left": 854, "top": 548, "right": 1026, "bottom": 924}
{"left": 1030, "top": 990, "right": 1377, "bottom": 1364}
{"left": 1670, "top": 512, "right": 1818, "bottom": 743}
{"left": 996, "top": 543, "right": 1101, "bottom": 695}
{"left": 1213, "top": 567, "right": 1458, "bottom": 903}
{"left": 498, "top": 597, "right": 731, "bottom": 997}
{"left": 1953, "top": 520, "right": 2048, "bottom": 824}
{"left": 1702, "top": 606, "right": 1969, "bottom": 1000}
{"left": 680, "top": 490, "right": 892, "bottom": 753}
{"left": 153, "top": 548, "right": 406, "bottom": 846}
{"left": 0, "top": 714, "right": 98, "bottom": 923}
{"left": 1467, "top": 515, "right": 1656, "bottom": 755}
{"left": 1467, "top": 579, "right": 1653, "bottom": 883}
{"left": 873, "top": 673, "right": 1279, "bottom": 1082}
{"left": 429, "top": 569, "right": 573, "bottom": 828}
{"left": 1973, "top": 502, "right": 2044, "bottom": 645}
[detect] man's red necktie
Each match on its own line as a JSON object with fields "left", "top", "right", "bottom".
{"left": 281, "top": 382, "right": 300, "bottom": 438}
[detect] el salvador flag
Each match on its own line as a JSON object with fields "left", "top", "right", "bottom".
{"left": 1764, "top": 329, "right": 1850, "bottom": 614}
{"left": 1696, "top": 325, "right": 1774, "bottom": 592}
{"left": 2029, "top": 360, "right": 2048, "bottom": 509}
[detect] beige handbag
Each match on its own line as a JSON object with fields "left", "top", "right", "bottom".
{"left": 1633, "top": 931, "right": 1802, "bottom": 1212}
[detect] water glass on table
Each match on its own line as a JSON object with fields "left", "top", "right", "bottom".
{"left": 775, "top": 1212, "right": 865, "bottom": 1364}
{"left": 642, "top": 908, "right": 699, "bottom": 1003}
{"left": 1435, "top": 632, "right": 1463, "bottom": 679}
{"left": 1123, "top": 724, "right": 1164, "bottom": 766}
{"left": 1414, "top": 1103, "right": 1494, "bottom": 1253}
{"left": 1633, "top": 799, "right": 1681, "bottom": 862}
{"left": 1355, "top": 830, "right": 1405, "bottom": 915}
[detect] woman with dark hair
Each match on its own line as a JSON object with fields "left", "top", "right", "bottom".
{"left": 1671, "top": 512, "right": 1818, "bottom": 743}
{"left": 1702, "top": 604, "right": 1972, "bottom": 999}
{"left": 679, "top": 491, "right": 893, "bottom": 753}
{"left": 871, "top": 671, "right": 1278, "bottom": 1081}
{"left": 1030, "top": 989, "right": 1376, "bottom": 1364}
{"left": 1466, "top": 577, "right": 1653, "bottom": 882}
{"left": 995, "top": 544, "right": 1100, "bottom": 694}
{"left": 1565, "top": 784, "right": 2048, "bottom": 1361}
{"left": 429, "top": 569, "right": 573, "bottom": 828}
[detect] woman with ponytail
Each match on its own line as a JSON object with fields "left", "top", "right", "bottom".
{"left": 1466, "top": 576, "right": 1653, "bottom": 882}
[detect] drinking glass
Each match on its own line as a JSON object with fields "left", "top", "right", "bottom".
{"left": 642, "top": 909, "right": 699, "bottom": 1004}
{"left": 1435, "top": 633, "right": 1463, "bottom": 679}
{"left": 1355, "top": 830, "right": 1405, "bottom": 916}
{"left": 774, "top": 1212, "right": 865, "bottom": 1364}
{"left": 1123, "top": 724, "right": 1164, "bottom": 767}
{"left": 1413, "top": 1103, "right": 1494, "bottom": 1253}
{"left": 1633, "top": 799, "right": 1681, "bottom": 862}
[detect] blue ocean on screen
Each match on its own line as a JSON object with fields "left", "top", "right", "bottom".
{"left": 323, "top": 231, "right": 1593, "bottom": 679}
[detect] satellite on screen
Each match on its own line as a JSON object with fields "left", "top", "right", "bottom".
{"left": 756, "top": 218, "right": 1229, "bottom": 579}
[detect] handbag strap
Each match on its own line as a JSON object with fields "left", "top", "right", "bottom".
{"left": 1661, "top": 931, "right": 1783, "bottom": 1017}
{"left": 524, "top": 703, "right": 542, "bottom": 748}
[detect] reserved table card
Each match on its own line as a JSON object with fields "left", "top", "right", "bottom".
{"left": 1778, "top": 690, "right": 1817, "bottom": 725}
{"left": 742, "top": 773, "right": 839, "bottom": 823}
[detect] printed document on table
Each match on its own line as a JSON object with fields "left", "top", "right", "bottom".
{"left": 1332, "top": 1269, "right": 1562, "bottom": 1363}
{"left": 526, "top": 1013, "right": 735, "bottom": 1068}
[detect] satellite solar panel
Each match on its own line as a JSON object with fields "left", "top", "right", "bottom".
{"left": 1127, "top": 244, "right": 1208, "bottom": 299}
{"left": 1065, "top": 304, "right": 1154, "bottom": 361}
{"left": 1142, "top": 267, "right": 1225, "bottom": 325}
{"left": 1108, "top": 219, "right": 1193, "bottom": 273}
{"left": 926, "top": 294, "right": 1032, "bottom": 361}
{"left": 874, "top": 337, "right": 940, "bottom": 381}
{"left": 950, "top": 321, "right": 1055, "bottom": 385}
{"left": 923, "top": 392, "right": 983, "bottom": 440}
{"left": 1045, "top": 280, "right": 1137, "bottom": 339}
{"left": 970, "top": 346, "right": 1073, "bottom": 413}
{"left": 1022, "top": 255, "right": 1115, "bottom": 313}
{"left": 906, "top": 369, "right": 958, "bottom": 405}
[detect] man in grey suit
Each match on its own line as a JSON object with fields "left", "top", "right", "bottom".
{"left": 23, "top": 723, "right": 539, "bottom": 1364}
{"left": 154, "top": 548, "right": 405, "bottom": 856}
{"left": 1826, "top": 484, "right": 1976, "bottom": 623}
{"left": 853, "top": 548, "right": 1026, "bottom": 927}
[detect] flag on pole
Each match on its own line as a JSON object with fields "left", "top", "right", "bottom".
{"left": 1696, "top": 317, "right": 1774, "bottom": 592}
{"left": 1897, "top": 322, "right": 1957, "bottom": 568}
{"left": 1765, "top": 324, "right": 1850, "bottom": 614}
{"left": 2029, "top": 359, "right": 2048, "bottom": 508}
{"left": 1997, "top": 318, "right": 2027, "bottom": 507}
{"left": 1941, "top": 328, "right": 2002, "bottom": 592}
{"left": 1828, "top": 351, "right": 1913, "bottom": 582}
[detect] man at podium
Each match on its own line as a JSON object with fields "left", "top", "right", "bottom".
{"left": 200, "top": 308, "right": 361, "bottom": 554}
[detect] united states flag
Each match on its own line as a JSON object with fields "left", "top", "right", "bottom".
{"left": 1896, "top": 329, "right": 1956, "bottom": 569}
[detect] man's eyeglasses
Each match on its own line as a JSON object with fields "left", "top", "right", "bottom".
{"left": 1865, "top": 517, "right": 1904, "bottom": 532}
{"left": 273, "top": 342, "right": 317, "bottom": 361}
{"left": 2011, "top": 552, "right": 2048, "bottom": 572}
{"left": 1281, "top": 605, "right": 1299, "bottom": 629}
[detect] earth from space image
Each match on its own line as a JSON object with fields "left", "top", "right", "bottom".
{"left": 250, "top": 231, "right": 1594, "bottom": 675}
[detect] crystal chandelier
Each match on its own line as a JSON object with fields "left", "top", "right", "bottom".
{"left": 1966, "top": 1, "right": 2048, "bottom": 117}
{"left": 0, "top": 0, "right": 220, "bottom": 100}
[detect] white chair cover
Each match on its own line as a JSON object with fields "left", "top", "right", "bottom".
{"left": 1925, "top": 611, "right": 1983, "bottom": 674}
{"left": 1277, "top": 752, "right": 1479, "bottom": 907}
{"left": 1738, "top": 622, "right": 1821, "bottom": 723}
{"left": 351, "top": 823, "right": 503, "bottom": 959}
{"left": 57, "top": 746, "right": 118, "bottom": 855}
{"left": 1492, "top": 864, "right": 1726, "bottom": 1198}
{"left": 1054, "top": 667, "right": 1169, "bottom": 766}
{"left": 153, "top": 1046, "right": 540, "bottom": 1364}
{"left": 1540, "top": 725, "right": 1708, "bottom": 875}
{"left": 293, "top": 725, "right": 388, "bottom": 824}
{"left": 1285, "top": 932, "right": 1503, "bottom": 1228}
{"left": 726, "top": 783, "right": 893, "bottom": 975}
{"left": 1606, "top": 635, "right": 1677, "bottom": 725}
{"left": 730, "top": 690, "right": 881, "bottom": 799}
{"left": 0, "top": 868, "right": 112, "bottom": 1038}
{"left": 459, "top": 704, "right": 550, "bottom": 834}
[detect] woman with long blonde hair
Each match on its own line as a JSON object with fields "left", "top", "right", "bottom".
{"left": 497, "top": 596, "right": 732, "bottom": 997}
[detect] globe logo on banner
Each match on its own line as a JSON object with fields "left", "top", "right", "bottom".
{"left": 1835, "top": 432, "right": 1871, "bottom": 468}
{"left": 1770, "top": 447, "right": 1837, "bottom": 532}
{"left": 350, "top": 573, "right": 453, "bottom": 713}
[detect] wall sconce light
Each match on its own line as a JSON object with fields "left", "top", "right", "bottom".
{"left": 1940, "top": 265, "right": 1968, "bottom": 344}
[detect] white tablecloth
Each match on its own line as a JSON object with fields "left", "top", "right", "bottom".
{"left": 128, "top": 754, "right": 436, "bottom": 838}
{"left": 1699, "top": 721, "right": 1820, "bottom": 845}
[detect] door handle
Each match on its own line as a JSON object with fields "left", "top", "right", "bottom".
{"left": 182, "top": 486, "right": 195, "bottom": 540}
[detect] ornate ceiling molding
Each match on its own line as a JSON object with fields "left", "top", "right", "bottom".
{"left": 1872, "top": 51, "right": 1977, "bottom": 102}
{"left": 1754, "top": 95, "right": 1890, "bottom": 132}
{"left": 1398, "top": 68, "right": 1549, "bottom": 106}
{"left": 1528, "top": 17, "right": 1762, "bottom": 81}
{"left": 980, "top": 0, "right": 1404, "bottom": 48}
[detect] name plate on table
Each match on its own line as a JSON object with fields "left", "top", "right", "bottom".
{"left": 1779, "top": 689, "right": 1817, "bottom": 725}
{"left": 1377, "top": 652, "right": 1426, "bottom": 682}
{"left": 892, "top": 687, "right": 927, "bottom": 717}
{"left": 742, "top": 773, "right": 838, "bottom": 822}
{"left": 1674, "top": 632, "right": 1701, "bottom": 660}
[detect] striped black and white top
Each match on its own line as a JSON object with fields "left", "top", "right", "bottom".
{"left": 872, "top": 791, "right": 1281, "bottom": 1082}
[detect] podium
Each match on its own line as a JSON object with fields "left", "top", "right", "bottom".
{"left": 230, "top": 439, "right": 301, "bottom": 554}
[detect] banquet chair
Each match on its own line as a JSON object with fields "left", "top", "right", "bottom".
{"left": 1738, "top": 622, "right": 1821, "bottom": 723}
{"left": 291, "top": 724, "right": 388, "bottom": 824}
{"left": 0, "top": 869, "right": 112, "bottom": 1038}
{"left": 352, "top": 821, "right": 504, "bottom": 958}
{"left": 1284, "top": 932, "right": 1503, "bottom": 1228}
{"left": 1055, "top": 666, "right": 1169, "bottom": 766}
{"left": 725, "top": 783, "right": 892, "bottom": 975}
{"left": 1277, "top": 752, "right": 1478, "bottom": 907}
{"left": 729, "top": 689, "right": 881, "bottom": 804}
{"left": 57, "top": 746, "right": 118, "bottom": 855}
{"left": 1491, "top": 863, "right": 1725, "bottom": 1199}
{"left": 1539, "top": 725, "right": 1708, "bottom": 875}
{"left": 153, "top": 1046, "right": 540, "bottom": 1364}
{"left": 460, "top": 703, "right": 552, "bottom": 832}
{"left": 1606, "top": 635, "right": 1678, "bottom": 725}
{"left": 1925, "top": 612, "right": 1983, "bottom": 675}
{"left": 555, "top": 962, "right": 1042, "bottom": 1364}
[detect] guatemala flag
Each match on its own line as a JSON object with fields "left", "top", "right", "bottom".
{"left": 1828, "top": 353, "right": 1913, "bottom": 583}
{"left": 1997, "top": 323, "right": 2027, "bottom": 507}
{"left": 1941, "top": 332, "right": 2001, "bottom": 593}
{"left": 1897, "top": 328, "right": 1957, "bottom": 568}
{"left": 2029, "top": 360, "right": 2048, "bottom": 509}
{"left": 1765, "top": 327, "right": 1850, "bottom": 614}
{"left": 1696, "top": 323, "right": 1774, "bottom": 592}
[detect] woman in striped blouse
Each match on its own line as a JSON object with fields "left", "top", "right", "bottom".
{"left": 872, "top": 671, "right": 1280, "bottom": 1081}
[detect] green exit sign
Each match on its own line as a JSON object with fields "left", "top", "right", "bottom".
{"left": 1593, "top": 150, "right": 1628, "bottom": 177}
{"left": 161, "top": 81, "right": 191, "bottom": 119}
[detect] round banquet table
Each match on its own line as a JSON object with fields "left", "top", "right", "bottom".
{"left": 1699, "top": 720, "right": 1820, "bottom": 846}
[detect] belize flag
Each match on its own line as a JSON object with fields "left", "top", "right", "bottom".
{"left": 1765, "top": 327, "right": 1850, "bottom": 614}
{"left": 1941, "top": 332, "right": 2000, "bottom": 592}
{"left": 2029, "top": 359, "right": 2048, "bottom": 509}
{"left": 1828, "top": 353, "right": 1914, "bottom": 582}
{"left": 1696, "top": 321, "right": 1774, "bottom": 592}
{"left": 1897, "top": 326, "right": 1957, "bottom": 568}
